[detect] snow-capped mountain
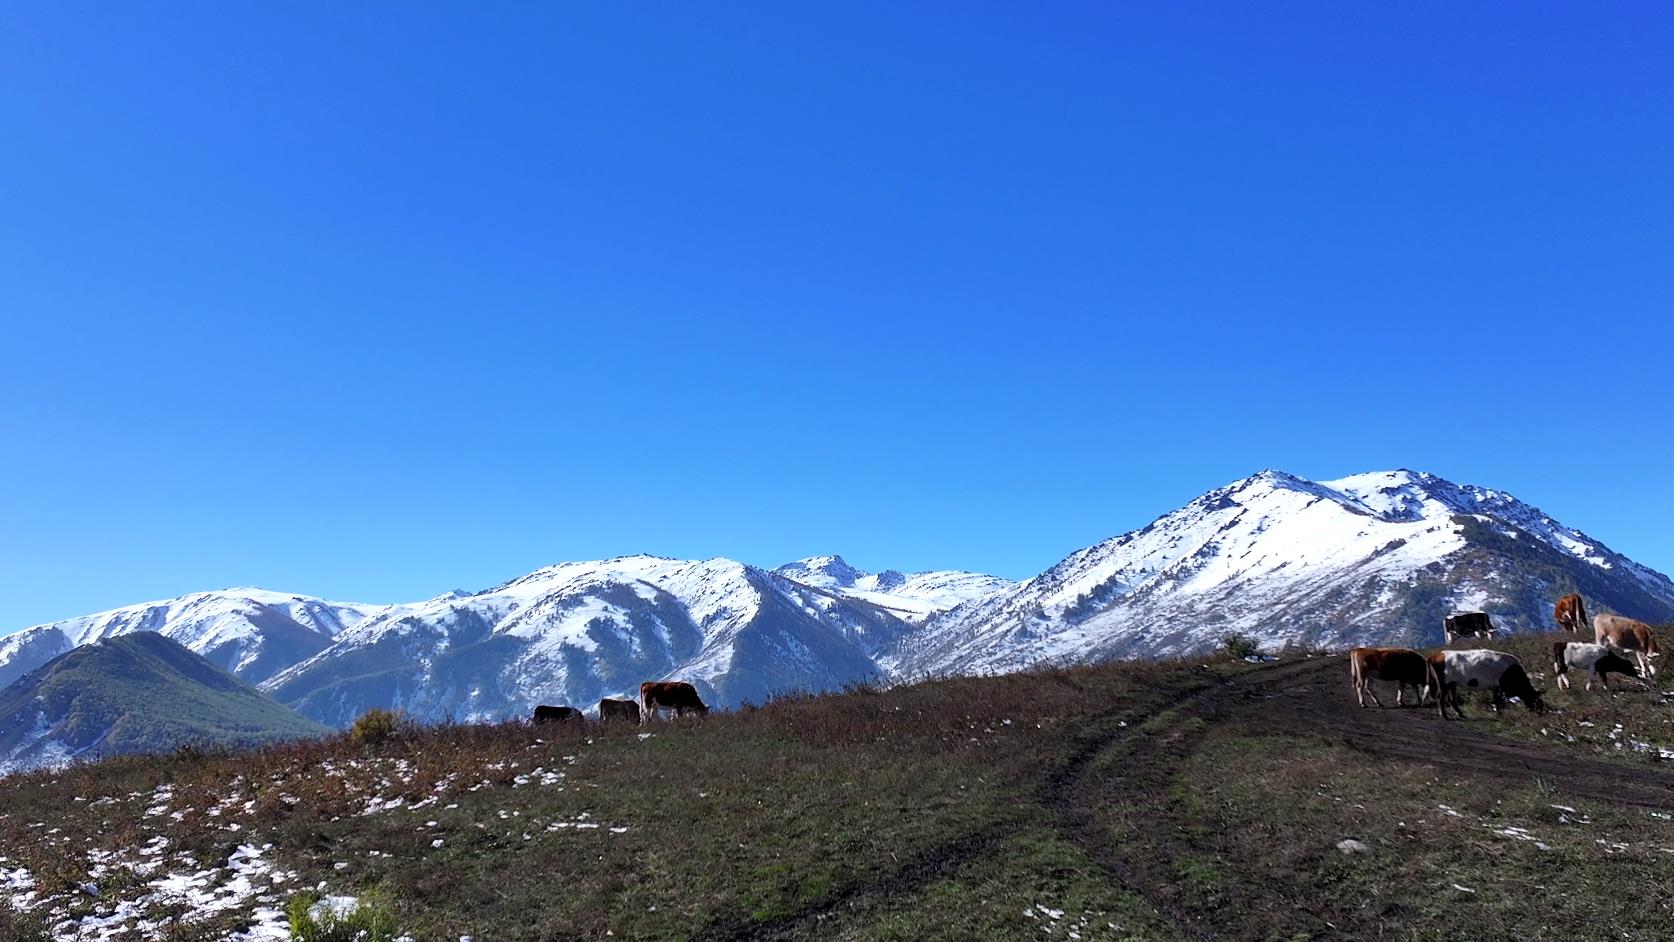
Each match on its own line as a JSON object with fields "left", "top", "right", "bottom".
{"left": 0, "top": 589, "right": 378, "bottom": 691}
{"left": 889, "top": 469, "right": 1674, "bottom": 676}
{"left": 261, "top": 555, "right": 910, "bottom": 726}
{"left": 773, "top": 555, "right": 1015, "bottom": 622}
{"left": 5, "top": 470, "right": 1670, "bottom": 739}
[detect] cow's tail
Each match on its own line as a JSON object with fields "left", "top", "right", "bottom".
{"left": 1426, "top": 654, "right": 1448, "bottom": 719}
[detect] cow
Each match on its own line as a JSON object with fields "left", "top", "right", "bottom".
{"left": 1555, "top": 593, "right": 1588, "bottom": 634}
{"left": 1594, "top": 613, "right": 1661, "bottom": 678}
{"left": 640, "top": 681, "right": 709, "bottom": 722}
{"left": 598, "top": 697, "right": 641, "bottom": 725}
{"left": 1443, "top": 612, "right": 1496, "bottom": 643}
{"left": 532, "top": 704, "right": 582, "bottom": 725}
{"left": 1427, "top": 650, "right": 1546, "bottom": 719}
{"left": 1551, "top": 641, "right": 1643, "bottom": 692}
{"left": 1348, "top": 647, "right": 1429, "bottom": 708}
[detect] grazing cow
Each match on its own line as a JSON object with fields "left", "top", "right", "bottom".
{"left": 640, "top": 681, "right": 709, "bottom": 722}
{"left": 1594, "top": 613, "right": 1661, "bottom": 678}
{"left": 1554, "top": 593, "right": 1588, "bottom": 634}
{"left": 1427, "top": 650, "right": 1546, "bottom": 719}
{"left": 1443, "top": 612, "right": 1496, "bottom": 643}
{"left": 532, "top": 704, "right": 582, "bottom": 725}
{"left": 598, "top": 697, "right": 641, "bottom": 725}
{"left": 1348, "top": 647, "right": 1429, "bottom": 708}
{"left": 1551, "top": 641, "right": 1643, "bottom": 691}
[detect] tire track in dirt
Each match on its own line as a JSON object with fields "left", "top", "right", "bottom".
{"left": 697, "top": 654, "right": 1674, "bottom": 941}
{"left": 1043, "top": 657, "right": 1345, "bottom": 941}
{"left": 1208, "top": 655, "right": 1674, "bottom": 810}
{"left": 691, "top": 664, "right": 1263, "bottom": 942}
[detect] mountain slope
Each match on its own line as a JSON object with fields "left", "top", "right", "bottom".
{"left": 773, "top": 555, "right": 1014, "bottom": 622}
{"left": 0, "top": 633, "right": 328, "bottom": 774}
{"left": 262, "top": 555, "right": 909, "bottom": 726}
{"left": 890, "top": 469, "right": 1674, "bottom": 675}
{"left": 0, "top": 588, "right": 377, "bottom": 691}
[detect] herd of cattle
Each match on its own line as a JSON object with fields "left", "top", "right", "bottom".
{"left": 519, "top": 595, "right": 1663, "bottom": 728}
{"left": 530, "top": 680, "right": 711, "bottom": 727}
{"left": 1351, "top": 593, "right": 1663, "bottom": 719}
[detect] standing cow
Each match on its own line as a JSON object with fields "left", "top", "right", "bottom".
{"left": 640, "top": 681, "right": 710, "bottom": 722}
{"left": 1554, "top": 593, "right": 1589, "bottom": 634}
{"left": 1595, "top": 614, "right": 1661, "bottom": 678}
{"left": 598, "top": 697, "right": 641, "bottom": 725}
{"left": 1551, "top": 641, "right": 1643, "bottom": 691}
{"left": 1348, "top": 647, "right": 1429, "bottom": 708}
{"left": 1427, "top": 650, "right": 1546, "bottom": 719}
{"left": 1444, "top": 612, "right": 1497, "bottom": 643}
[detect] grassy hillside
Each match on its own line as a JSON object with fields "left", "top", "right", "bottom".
{"left": 3, "top": 628, "right": 1674, "bottom": 940}
{"left": 0, "top": 632, "right": 328, "bottom": 769}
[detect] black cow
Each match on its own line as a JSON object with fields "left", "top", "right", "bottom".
{"left": 1444, "top": 611, "right": 1496, "bottom": 643}
{"left": 532, "top": 705, "right": 582, "bottom": 725}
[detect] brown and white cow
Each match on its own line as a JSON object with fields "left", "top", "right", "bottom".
{"left": 1554, "top": 593, "right": 1588, "bottom": 634}
{"left": 1427, "top": 650, "right": 1546, "bottom": 719}
{"left": 1594, "top": 613, "right": 1661, "bottom": 678}
{"left": 1348, "top": 647, "right": 1429, "bottom": 708}
{"left": 1443, "top": 612, "right": 1496, "bottom": 643}
{"left": 640, "top": 681, "right": 710, "bottom": 722}
{"left": 598, "top": 697, "right": 641, "bottom": 724}
{"left": 1551, "top": 641, "right": 1643, "bottom": 691}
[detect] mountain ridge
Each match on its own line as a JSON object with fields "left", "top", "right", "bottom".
{"left": 3, "top": 469, "right": 1670, "bottom": 748}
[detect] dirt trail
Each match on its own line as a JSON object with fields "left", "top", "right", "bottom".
{"left": 1211, "top": 654, "right": 1674, "bottom": 809}
{"left": 699, "top": 656, "right": 1674, "bottom": 940}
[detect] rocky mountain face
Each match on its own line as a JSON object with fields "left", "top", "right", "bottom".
{"left": 0, "top": 633, "right": 327, "bottom": 774}
{"left": 887, "top": 470, "right": 1674, "bottom": 676}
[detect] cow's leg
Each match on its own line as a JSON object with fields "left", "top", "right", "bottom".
{"left": 1598, "top": 671, "right": 1609, "bottom": 691}
{"left": 1364, "top": 681, "right": 1382, "bottom": 708}
{"left": 1355, "top": 679, "right": 1366, "bottom": 707}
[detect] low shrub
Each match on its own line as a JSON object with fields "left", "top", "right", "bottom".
{"left": 1220, "top": 632, "right": 1262, "bottom": 660}
{"left": 347, "top": 708, "right": 403, "bottom": 748}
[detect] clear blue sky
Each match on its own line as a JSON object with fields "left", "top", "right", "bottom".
{"left": 3, "top": 2, "right": 1671, "bottom": 630}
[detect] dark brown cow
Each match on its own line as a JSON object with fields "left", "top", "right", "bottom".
{"left": 1554, "top": 593, "right": 1588, "bottom": 633}
{"left": 1443, "top": 611, "right": 1496, "bottom": 643}
{"left": 532, "top": 704, "right": 582, "bottom": 725}
{"left": 640, "top": 681, "right": 709, "bottom": 722}
{"left": 1348, "top": 647, "right": 1429, "bottom": 708}
{"left": 598, "top": 697, "right": 641, "bottom": 724}
{"left": 1595, "top": 614, "right": 1661, "bottom": 678}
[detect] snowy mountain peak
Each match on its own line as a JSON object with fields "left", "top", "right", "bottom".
{"left": 774, "top": 557, "right": 1015, "bottom": 624}
{"left": 890, "top": 469, "right": 1674, "bottom": 677}
{"left": 776, "top": 555, "right": 868, "bottom": 588}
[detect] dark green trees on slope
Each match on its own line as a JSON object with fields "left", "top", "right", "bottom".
{"left": 0, "top": 632, "right": 327, "bottom": 773}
